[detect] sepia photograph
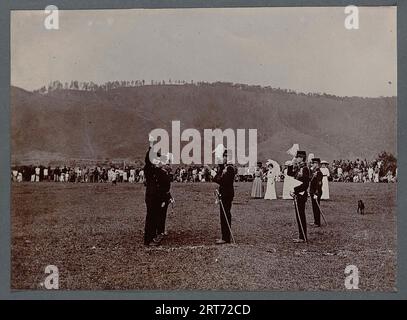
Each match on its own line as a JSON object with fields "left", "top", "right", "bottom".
{"left": 10, "top": 6, "right": 397, "bottom": 291}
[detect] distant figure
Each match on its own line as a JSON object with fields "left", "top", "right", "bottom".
{"left": 320, "top": 161, "right": 330, "bottom": 200}
{"left": 12, "top": 169, "right": 18, "bottom": 182}
{"left": 337, "top": 167, "right": 343, "bottom": 181}
{"left": 374, "top": 167, "right": 380, "bottom": 183}
{"left": 357, "top": 200, "right": 365, "bottom": 215}
{"left": 368, "top": 166, "right": 374, "bottom": 182}
{"left": 35, "top": 166, "right": 40, "bottom": 182}
{"left": 264, "top": 160, "right": 277, "bottom": 200}
{"left": 139, "top": 169, "right": 145, "bottom": 183}
{"left": 53, "top": 167, "right": 59, "bottom": 182}
{"left": 43, "top": 167, "right": 48, "bottom": 181}
{"left": 111, "top": 168, "right": 117, "bottom": 185}
{"left": 129, "top": 168, "right": 135, "bottom": 183}
{"left": 251, "top": 162, "right": 263, "bottom": 198}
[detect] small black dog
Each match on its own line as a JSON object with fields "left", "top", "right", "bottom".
{"left": 357, "top": 200, "right": 365, "bottom": 215}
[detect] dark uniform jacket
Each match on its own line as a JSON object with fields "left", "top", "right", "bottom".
{"left": 288, "top": 163, "right": 310, "bottom": 196}
{"left": 144, "top": 148, "right": 157, "bottom": 198}
{"left": 309, "top": 168, "right": 323, "bottom": 197}
{"left": 144, "top": 148, "right": 172, "bottom": 203}
{"left": 156, "top": 168, "right": 172, "bottom": 203}
{"left": 213, "top": 164, "right": 235, "bottom": 199}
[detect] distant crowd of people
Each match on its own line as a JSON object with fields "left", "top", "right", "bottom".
{"left": 10, "top": 165, "right": 225, "bottom": 184}
{"left": 10, "top": 157, "right": 397, "bottom": 184}
{"left": 11, "top": 165, "right": 147, "bottom": 184}
{"left": 330, "top": 158, "right": 397, "bottom": 183}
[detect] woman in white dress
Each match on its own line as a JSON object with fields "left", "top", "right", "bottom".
{"left": 264, "top": 160, "right": 278, "bottom": 200}
{"left": 129, "top": 168, "right": 135, "bottom": 183}
{"left": 282, "top": 161, "right": 295, "bottom": 199}
{"left": 374, "top": 166, "right": 380, "bottom": 183}
{"left": 320, "top": 161, "right": 330, "bottom": 200}
{"left": 12, "top": 170, "right": 18, "bottom": 182}
{"left": 251, "top": 163, "right": 264, "bottom": 198}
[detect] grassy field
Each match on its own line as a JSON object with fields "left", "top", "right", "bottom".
{"left": 11, "top": 181, "right": 396, "bottom": 291}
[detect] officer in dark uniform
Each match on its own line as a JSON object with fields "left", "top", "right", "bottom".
{"left": 156, "top": 162, "right": 173, "bottom": 240}
{"left": 309, "top": 158, "right": 323, "bottom": 227}
{"left": 288, "top": 150, "right": 310, "bottom": 243}
{"left": 213, "top": 150, "right": 236, "bottom": 244}
{"left": 143, "top": 147, "right": 159, "bottom": 246}
{"left": 143, "top": 147, "right": 170, "bottom": 246}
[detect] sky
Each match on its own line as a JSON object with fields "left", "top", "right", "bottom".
{"left": 11, "top": 6, "right": 396, "bottom": 97}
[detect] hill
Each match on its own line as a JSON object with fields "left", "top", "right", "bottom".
{"left": 10, "top": 84, "right": 396, "bottom": 165}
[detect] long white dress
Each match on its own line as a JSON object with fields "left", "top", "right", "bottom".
{"left": 251, "top": 169, "right": 263, "bottom": 198}
{"left": 264, "top": 168, "right": 277, "bottom": 200}
{"left": 320, "top": 167, "right": 330, "bottom": 200}
{"left": 374, "top": 170, "right": 379, "bottom": 183}
{"left": 282, "top": 168, "right": 295, "bottom": 200}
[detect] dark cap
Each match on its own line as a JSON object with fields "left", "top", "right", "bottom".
{"left": 296, "top": 151, "right": 306, "bottom": 159}
{"left": 311, "top": 158, "right": 321, "bottom": 163}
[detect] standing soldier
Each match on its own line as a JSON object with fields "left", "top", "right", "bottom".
{"left": 309, "top": 158, "right": 323, "bottom": 227}
{"left": 213, "top": 150, "right": 236, "bottom": 245}
{"left": 288, "top": 150, "right": 310, "bottom": 243}
{"left": 155, "top": 156, "right": 173, "bottom": 242}
{"left": 143, "top": 147, "right": 161, "bottom": 246}
{"left": 143, "top": 147, "right": 172, "bottom": 246}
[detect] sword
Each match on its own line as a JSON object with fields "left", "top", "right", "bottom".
{"left": 293, "top": 194, "right": 307, "bottom": 243}
{"left": 164, "top": 197, "right": 175, "bottom": 235}
{"left": 314, "top": 196, "right": 328, "bottom": 226}
{"left": 214, "top": 189, "right": 236, "bottom": 244}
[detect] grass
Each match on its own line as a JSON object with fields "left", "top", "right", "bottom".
{"left": 11, "top": 181, "right": 396, "bottom": 291}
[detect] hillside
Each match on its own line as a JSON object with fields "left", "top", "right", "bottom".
{"left": 10, "top": 84, "right": 396, "bottom": 165}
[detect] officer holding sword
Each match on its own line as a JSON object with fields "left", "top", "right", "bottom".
{"left": 288, "top": 150, "right": 310, "bottom": 243}
{"left": 213, "top": 149, "right": 236, "bottom": 245}
{"left": 309, "top": 158, "right": 324, "bottom": 227}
